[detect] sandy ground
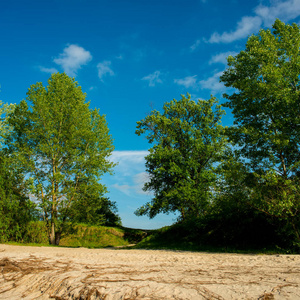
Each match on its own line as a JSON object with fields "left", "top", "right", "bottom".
{"left": 0, "top": 244, "right": 299, "bottom": 300}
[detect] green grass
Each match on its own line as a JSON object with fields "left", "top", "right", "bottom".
{"left": 6, "top": 222, "right": 148, "bottom": 249}
{"left": 3, "top": 221, "right": 297, "bottom": 254}
{"left": 59, "top": 225, "right": 130, "bottom": 248}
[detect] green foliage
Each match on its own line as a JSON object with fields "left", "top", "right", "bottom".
{"left": 1, "top": 100, "right": 37, "bottom": 242}
{"left": 220, "top": 19, "right": 300, "bottom": 245}
{"left": 9, "top": 222, "right": 146, "bottom": 248}
{"left": 59, "top": 224, "right": 129, "bottom": 248}
{"left": 68, "top": 182, "right": 121, "bottom": 227}
{"left": 221, "top": 19, "right": 300, "bottom": 176}
{"left": 22, "top": 221, "right": 49, "bottom": 244}
{"left": 0, "top": 154, "right": 37, "bottom": 243}
{"left": 135, "top": 217, "right": 293, "bottom": 253}
{"left": 6, "top": 73, "right": 115, "bottom": 245}
{"left": 0, "top": 100, "right": 15, "bottom": 144}
{"left": 135, "top": 94, "right": 227, "bottom": 220}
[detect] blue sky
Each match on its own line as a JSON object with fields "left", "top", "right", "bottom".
{"left": 1, "top": 0, "right": 300, "bottom": 229}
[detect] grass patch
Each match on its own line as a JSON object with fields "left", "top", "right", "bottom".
{"left": 133, "top": 223, "right": 295, "bottom": 254}
{"left": 4, "top": 220, "right": 295, "bottom": 253}
{"left": 9, "top": 221, "right": 149, "bottom": 249}
{"left": 59, "top": 224, "right": 130, "bottom": 248}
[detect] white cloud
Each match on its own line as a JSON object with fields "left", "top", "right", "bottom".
{"left": 209, "top": 16, "right": 262, "bottom": 43}
{"left": 142, "top": 71, "right": 163, "bottom": 87}
{"left": 133, "top": 172, "right": 150, "bottom": 195}
{"left": 110, "top": 150, "right": 148, "bottom": 164}
{"left": 89, "top": 86, "right": 97, "bottom": 91}
{"left": 199, "top": 71, "right": 225, "bottom": 94}
{"left": 174, "top": 72, "right": 226, "bottom": 94}
{"left": 106, "top": 151, "right": 150, "bottom": 196}
{"left": 208, "top": 0, "right": 300, "bottom": 44}
{"left": 174, "top": 75, "right": 198, "bottom": 88}
{"left": 111, "top": 183, "right": 132, "bottom": 196}
{"left": 256, "top": 0, "right": 300, "bottom": 26}
{"left": 39, "top": 66, "right": 58, "bottom": 74}
{"left": 101, "top": 151, "right": 177, "bottom": 229}
{"left": 209, "top": 51, "right": 239, "bottom": 65}
{"left": 97, "top": 60, "right": 115, "bottom": 81}
{"left": 190, "top": 39, "right": 201, "bottom": 52}
{"left": 53, "top": 44, "right": 92, "bottom": 76}
{"left": 110, "top": 150, "right": 148, "bottom": 177}
{"left": 111, "top": 172, "right": 150, "bottom": 196}
{"left": 133, "top": 172, "right": 149, "bottom": 185}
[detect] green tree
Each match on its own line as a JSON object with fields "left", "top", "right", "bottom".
{"left": 0, "top": 101, "right": 36, "bottom": 242}
{"left": 220, "top": 19, "right": 300, "bottom": 244}
{"left": 68, "top": 180, "right": 121, "bottom": 226}
{"left": 135, "top": 94, "right": 227, "bottom": 220}
{"left": 7, "top": 73, "right": 115, "bottom": 245}
{"left": 0, "top": 155, "right": 36, "bottom": 242}
{"left": 0, "top": 100, "right": 15, "bottom": 143}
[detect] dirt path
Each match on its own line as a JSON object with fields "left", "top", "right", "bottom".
{"left": 0, "top": 244, "right": 299, "bottom": 299}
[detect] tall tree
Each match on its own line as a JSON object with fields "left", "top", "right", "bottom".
{"left": 0, "top": 100, "right": 36, "bottom": 242}
{"left": 135, "top": 94, "right": 227, "bottom": 220}
{"left": 0, "top": 100, "right": 15, "bottom": 144}
{"left": 7, "top": 73, "right": 115, "bottom": 245}
{"left": 0, "top": 154, "right": 36, "bottom": 242}
{"left": 220, "top": 19, "right": 300, "bottom": 242}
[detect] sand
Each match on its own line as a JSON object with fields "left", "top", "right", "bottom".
{"left": 0, "top": 244, "right": 299, "bottom": 300}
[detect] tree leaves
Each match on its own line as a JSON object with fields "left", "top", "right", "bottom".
{"left": 7, "top": 73, "right": 116, "bottom": 245}
{"left": 135, "top": 94, "right": 227, "bottom": 220}
{"left": 221, "top": 19, "right": 300, "bottom": 243}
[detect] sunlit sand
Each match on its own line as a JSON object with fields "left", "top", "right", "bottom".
{"left": 0, "top": 244, "right": 299, "bottom": 299}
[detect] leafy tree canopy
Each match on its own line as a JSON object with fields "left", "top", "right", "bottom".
{"left": 7, "top": 73, "right": 115, "bottom": 245}
{"left": 221, "top": 19, "right": 300, "bottom": 178}
{"left": 0, "top": 100, "right": 15, "bottom": 145}
{"left": 220, "top": 19, "right": 300, "bottom": 243}
{"left": 135, "top": 94, "right": 227, "bottom": 220}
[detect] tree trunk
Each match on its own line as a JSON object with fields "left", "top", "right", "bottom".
{"left": 49, "top": 221, "right": 61, "bottom": 245}
{"left": 55, "top": 232, "right": 61, "bottom": 245}
{"left": 50, "top": 221, "right": 56, "bottom": 245}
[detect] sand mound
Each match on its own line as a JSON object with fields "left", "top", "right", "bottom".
{"left": 0, "top": 244, "right": 299, "bottom": 299}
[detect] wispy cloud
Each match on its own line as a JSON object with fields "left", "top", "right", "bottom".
{"left": 97, "top": 60, "right": 115, "bottom": 81}
{"left": 255, "top": 0, "right": 300, "bottom": 26}
{"left": 53, "top": 44, "right": 92, "bottom": 76}
{"left": 190, "top": 39, "right": 201, "bottom": 52}
{"left": 39, "top": 66, "right": 58, "bottom": 74}
{"left": 112, "top": 172, "right": 149, "bottom": 196}
{"left": 111, "top": 183, "right": 132, "bottom": 196}
{"left": 133, "top": 172, "right": 150, "bottom": 195}
{"left": 174, "top": 75, "right": 198, "bottom": 88}
{"left": 208, "top": 16, "right": 262, "bottom": 43}
{"left": 110, "top": 150, "right": 148, "bottom": 168}
{"left": 108, "top": 150, "right": 149, "bottom": 195}
{"left": 198, "top": 71, "right": 225, "bottom": 94}
{"left": 207, "top": 0, "right": 300, "bottom": 44}
{"left": 209, "top": 51, "right": 238, "bottom": 65}
{"left": 101, "top": 152, "right": 177, "bottom": 229}
{"left": 142, "top": 71, "right": 163, "bottom": 87}
{"left": 174, "top": 72, "right": 226, "bottom": 94}
{"left": 89, "top": 86, "right": 97, "bottom": 91}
